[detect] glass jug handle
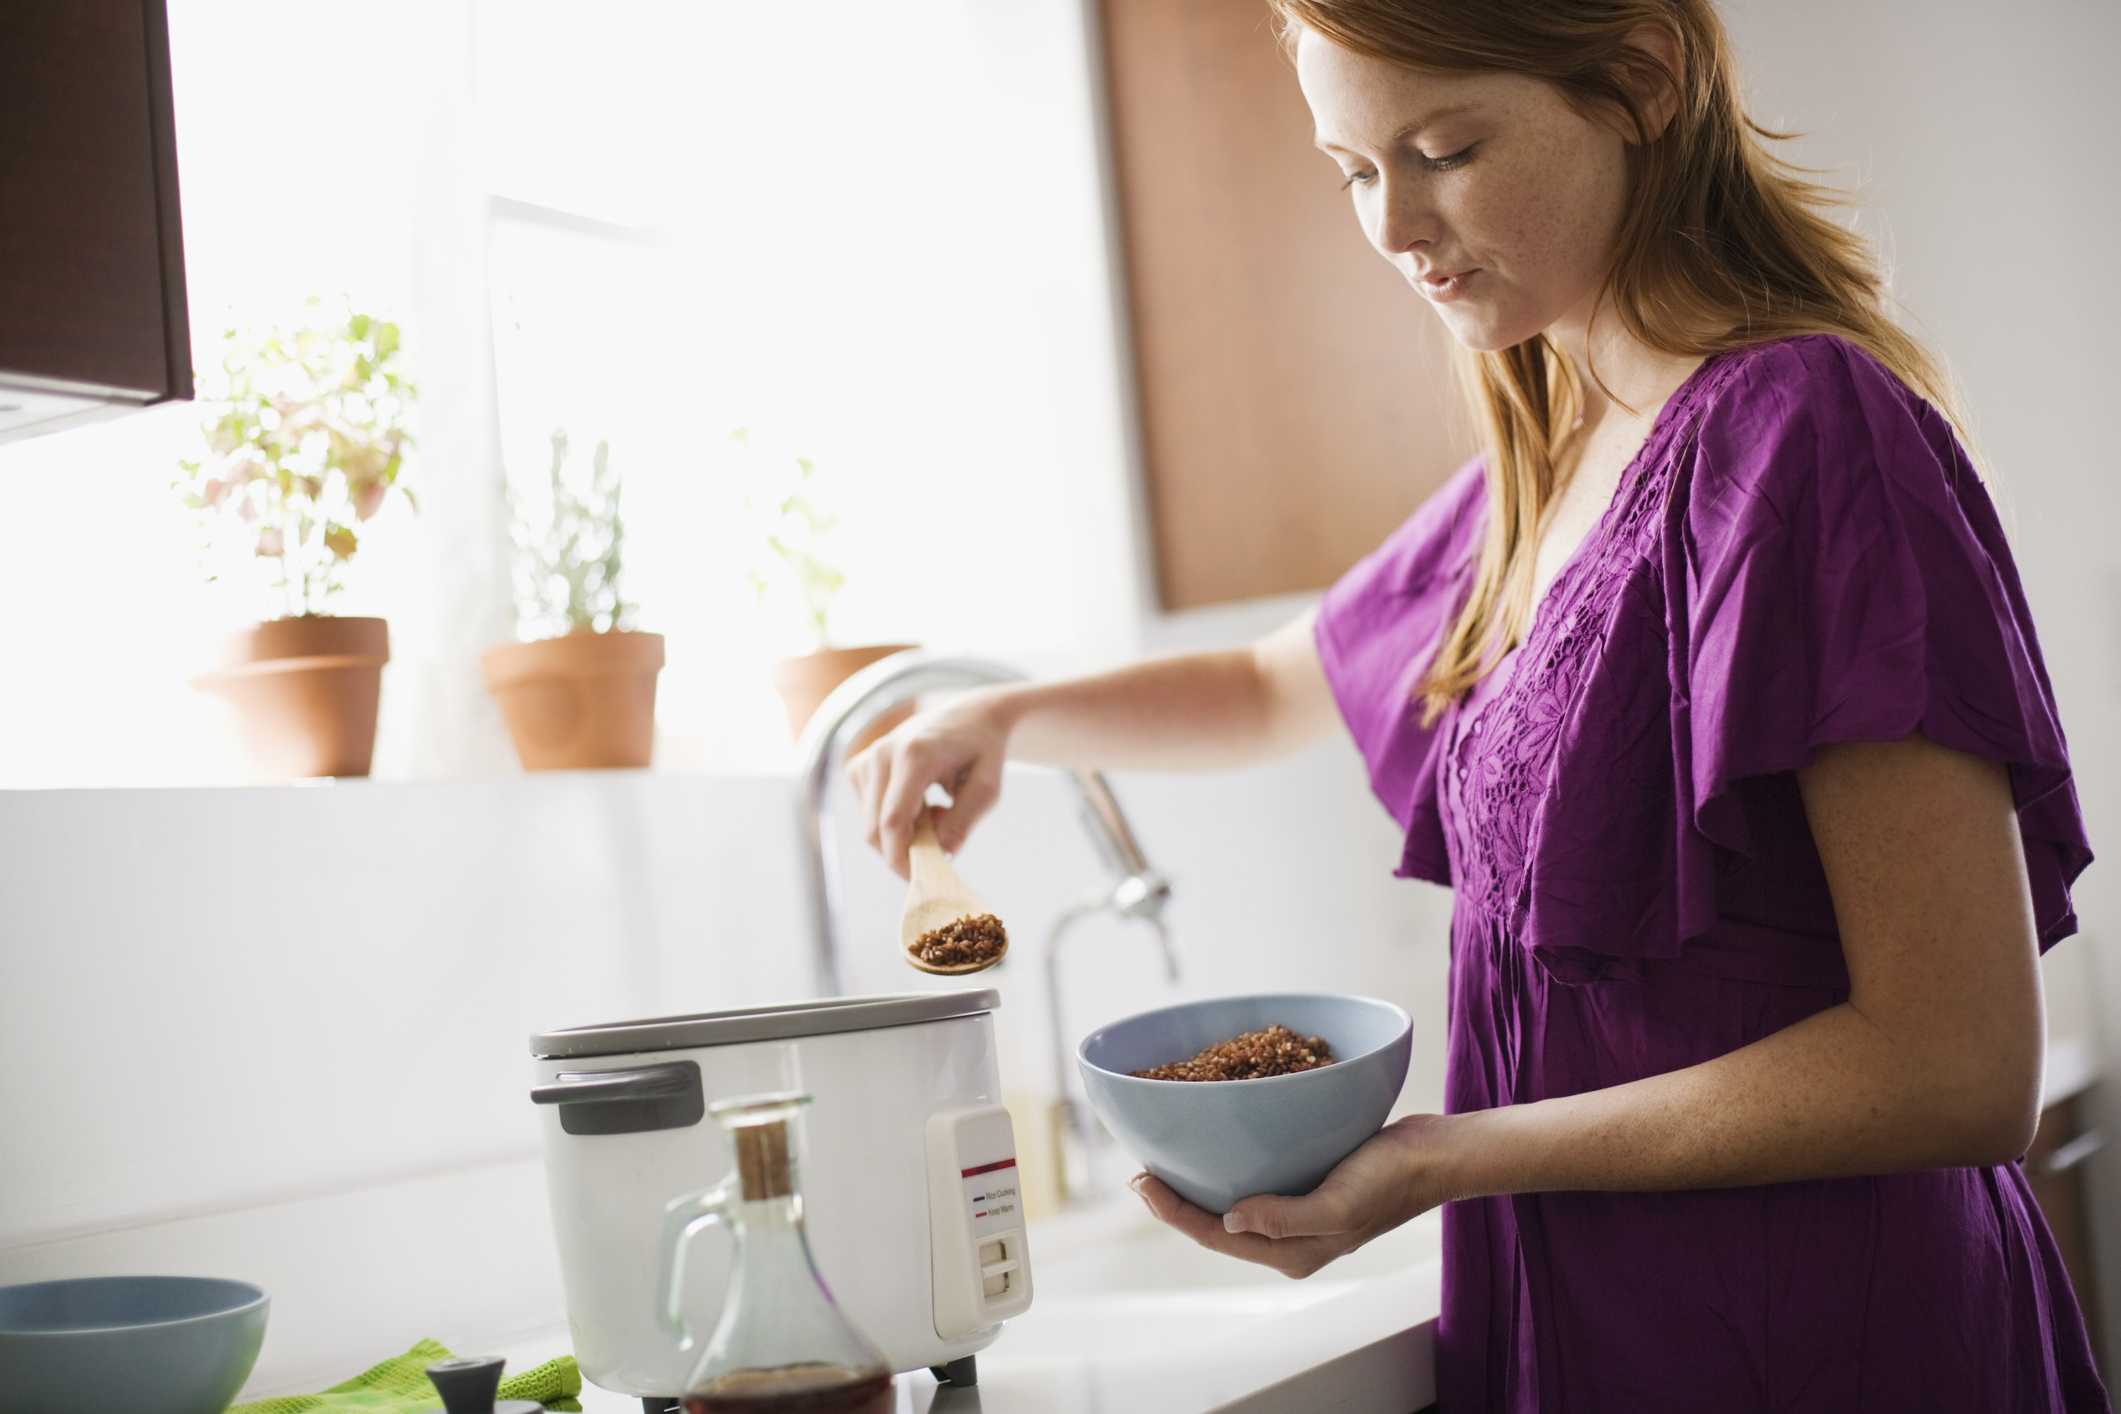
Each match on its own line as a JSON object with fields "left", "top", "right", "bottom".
{"left": 656, "top": 1178, "right": 734, "bottom": 1351}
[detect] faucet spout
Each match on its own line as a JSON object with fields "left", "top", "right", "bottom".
{"left": 1043, "top": 900, "right": 1178, "bottom": 1202}
{"left": 793, "top": 649, "right": 1173, "bottom": 999}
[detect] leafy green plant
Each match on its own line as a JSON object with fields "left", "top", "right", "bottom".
{"left": 177, "top": 299, "right": 416, "bottom": 618}
{"left": 736, "top": 427, "right": 843, "bottom": 651}
{"left": 510, "top": 428, "right": 635, "bottom": 639}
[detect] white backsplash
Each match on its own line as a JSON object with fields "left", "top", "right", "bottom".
{"left": 0, "top": 744, "right": 1449, "bottom": 1247}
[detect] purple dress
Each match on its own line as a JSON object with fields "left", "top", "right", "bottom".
{"left": 1315, "top": 335, "right": 2107, "bottom": 1412}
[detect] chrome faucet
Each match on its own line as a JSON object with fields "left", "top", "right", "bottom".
{"left": 1043, "top": 889, "right": 1178, "bottom": 1201}
{"left": 793, "top": 649, "right": 1178, "bottom": 1198}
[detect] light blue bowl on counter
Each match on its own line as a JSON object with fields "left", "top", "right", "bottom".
{"left": 0, "top": 1275, "right": 269, "bottom": 1414}
{"left": 1077, "top": 992, "right": 1414, "bottom": 1214}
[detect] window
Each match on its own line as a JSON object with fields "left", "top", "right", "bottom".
{"left": 0, "top": 0, "right": 1151, "bottom": 785}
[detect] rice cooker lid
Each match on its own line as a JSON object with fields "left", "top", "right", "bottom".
{"left": 529, "top": 988, "right": 1000, "bottom": 1059}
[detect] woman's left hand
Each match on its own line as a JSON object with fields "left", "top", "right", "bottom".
{"left": 1129, "top": 1114, "right": 1457, "bottom": 1279}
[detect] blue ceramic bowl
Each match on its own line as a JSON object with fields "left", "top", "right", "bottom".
{"left": 1078, "top": 992, "right": 1413, "bottom": 1214}
{"left": 0, "top": 1275, "right": 269, "bottom": 1414}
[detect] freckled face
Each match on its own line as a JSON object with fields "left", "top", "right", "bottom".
{"left": 1295, "top": 28, "right": 1634, "bottom": 352}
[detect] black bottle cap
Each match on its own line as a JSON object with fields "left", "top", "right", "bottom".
{"left": 425, "top": 1355, "right": 544, "bottom": 1414}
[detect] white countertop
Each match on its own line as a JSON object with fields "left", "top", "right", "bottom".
{"left": 496, "top": 1198, "right": 1443, "bottom": 1414}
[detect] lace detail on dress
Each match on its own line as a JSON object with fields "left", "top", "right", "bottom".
{"left": 1445, "top": 359, "right": 1738, "bottom": 928}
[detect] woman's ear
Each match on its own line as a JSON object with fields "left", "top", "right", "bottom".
{"left": 1622, "top": 22, "right": 1684, "bottom": 143}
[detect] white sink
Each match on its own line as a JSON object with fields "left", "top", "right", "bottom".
{"left": 993, "top": 1194, "right": 1443, "bottom": 1398}
{"left": 1026, "top": 1193, "right": 1442, "bottom": 1301}
{"left": 978, "top": 1289, "right": 1296, "bottom": 1364}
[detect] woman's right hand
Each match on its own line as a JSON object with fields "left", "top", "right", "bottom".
{"left": 845, "top": 612, "right": 1337, "bottom": 879}
{"left": 844, "top": 686, "right": 1018, "bottom": 881}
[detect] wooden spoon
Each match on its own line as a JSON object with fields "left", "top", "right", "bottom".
{"left": 901, "top": 812, "right": 1008, "bottom": 976}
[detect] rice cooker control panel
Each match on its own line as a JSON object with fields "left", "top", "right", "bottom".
{"left": 926, "top": 1104, "right": 1034, "bottom": 1339}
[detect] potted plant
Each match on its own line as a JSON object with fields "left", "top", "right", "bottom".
{"left": 738, "top": 428, "right": 914, "bottom": 753}
{"left": 178, "top": 302, "right": 416, "bottom": 779}
{"left": 482, "top": 429, "right": 664, "bottom": 770}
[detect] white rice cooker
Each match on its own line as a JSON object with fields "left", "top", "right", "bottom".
{"left": 528, "top": 989, "right": 1033, "bottom": 1401}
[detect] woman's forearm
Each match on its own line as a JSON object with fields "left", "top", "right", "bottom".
{"left": 977, "top": 643, "right": 1321, "bottom": 773}
{"left": 1437, "top": 1000, "right": 2039, "bottom": 1203}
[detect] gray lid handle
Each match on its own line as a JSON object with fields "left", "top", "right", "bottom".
{"left": 529, "top": 1059, "right": 705, "bottom": 1136}
{"left": 426, "top": 1355, "right": 503, "bottom": 1413}
{"left": 530, "top": 1064, "right": 692, "bottom": 1107}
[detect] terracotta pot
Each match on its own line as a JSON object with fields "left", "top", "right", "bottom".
{"left": 770, "top": 643, "right": 919, "bottom": 755}
{"left": 196, "top": 616, "right": 390, "bottom": 779}
{"left": 483, "top": 629, "right": 665, "bottom": 771}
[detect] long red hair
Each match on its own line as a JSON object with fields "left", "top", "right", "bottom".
{"left": 1265, "top": 0, "right": 1967, "bottom": 722}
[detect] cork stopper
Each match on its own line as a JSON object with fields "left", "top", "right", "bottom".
{"left": 707, "top": 1090, "right": 808, "bottom": 1201}
{"left": 732, "top": 1116, "right": 795, "bottom": 1200}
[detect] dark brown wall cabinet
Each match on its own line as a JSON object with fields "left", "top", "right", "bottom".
{"left": 0, "top": 0, "right": 191, "bottom": 444}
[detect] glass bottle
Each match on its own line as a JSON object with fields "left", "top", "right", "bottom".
{"left": 659, "top": 1092, "right": 895, "bottom": 1414}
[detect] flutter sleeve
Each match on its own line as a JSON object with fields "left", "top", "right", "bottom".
{"left": 1671, "top": 335, "right": 2092, "bottom": 951}
{"left": 1314, "top": 458, "right": 1488, "bottom": 885}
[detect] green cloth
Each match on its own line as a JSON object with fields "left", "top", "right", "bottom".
{"left": 227, "top": 1338, "right": 582, "bottom": 1413}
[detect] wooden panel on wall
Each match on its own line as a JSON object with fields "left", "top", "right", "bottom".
{"left": 1097, "top": 0, "right": 1473, "bottom": 611}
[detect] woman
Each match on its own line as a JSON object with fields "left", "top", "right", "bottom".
{"left": 850, "top": 1, "right": 2107, "bottom": 1408}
